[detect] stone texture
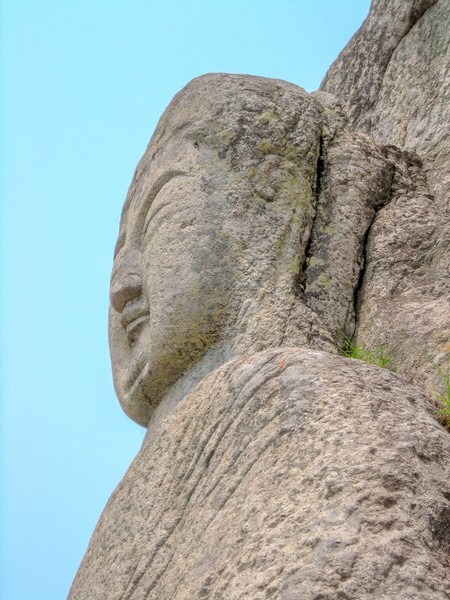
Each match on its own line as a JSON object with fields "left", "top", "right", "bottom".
{"left": 108, "top": 74, "right": 337, "bottom": 428}
{"left": 70, "top": 2, "right": 450, "bottom": 597}
{"left": 320, "top": 0, "right": 441, "bottom": 140}
{"left": 321, "top": 0, "right": 450, "bottom": 395}
{"left": 107, "top": 73, "right": 401, "bottom": 428}
{"left": 69, "top": 348, "right": 450, "bottom": 600}
{"left": 107, "top": 73, "right": 445, "bottom": 429}
{"left": 354, "top": 148, "right": 449, "bottom": 394}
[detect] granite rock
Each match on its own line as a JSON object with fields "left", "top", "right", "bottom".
{"left": 321, "top": 0, "right": 450, "bottom": 395}
{"left": 69, "top": 3, "right": 450, "bottom": 597}
{"left": 69, "top": 348, "right": 450, "bottom": 600}
{"left": 107, "top": 73, "right": 408, "bottom": 428}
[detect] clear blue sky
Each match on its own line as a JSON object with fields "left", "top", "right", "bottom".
{"left": 0, "top": 1, "right": 371, "bottom": 598}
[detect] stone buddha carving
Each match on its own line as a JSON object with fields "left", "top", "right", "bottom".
{"left": 108, "top": 73, "right": 390, "bottom": 428}
{"left": 69, "top": 74, "right": 450, "bottom": 600}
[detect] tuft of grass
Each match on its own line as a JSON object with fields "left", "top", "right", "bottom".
{"left": 340, "top": 336, "right": 395, "bottom": 371}
{"left": 428, "top": 356, "right": 450, "bottom": 429}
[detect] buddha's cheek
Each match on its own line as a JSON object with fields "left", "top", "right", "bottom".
{"left": 140, "top": 189, "right": 234, "bottom": 349}
{"left": 141, "top": 248, "right": 230, "bottom": 374}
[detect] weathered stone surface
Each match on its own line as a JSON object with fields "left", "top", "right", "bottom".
{"left": 321, "top": 0, "right": 450, "bottom": 395}
{"left": 70, "top": 3, "right": 450, "bottom": 597}
{"left": 107, "top": 73, "right": 445, "bottom": 429}
{"left": 107, "top": 73, "right": 404, "bottom": 428}
{"left": 355, "top": 148, "right": 449, "bottom": 394}
{"left": 108, "top": 74, "right": 337, "bottom": 428}
{"left": 320, "top": 0, "right": 443, "bottom": 151}
{"left": 69, "top": 348, "right": 450, "bottom": 600}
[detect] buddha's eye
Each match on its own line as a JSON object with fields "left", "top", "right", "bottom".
{"left": 143, "top": 199, "right": 169, "bottom": 239}
{"left": 140, "top": 171, "right": 186, "bottom": 241}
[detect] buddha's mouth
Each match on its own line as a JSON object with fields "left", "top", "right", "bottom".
{"left": 120, "top": 298, "right": 149, "bottom": 343}
{"left": 125, "top": 314, "right": 148, "bottom": 342}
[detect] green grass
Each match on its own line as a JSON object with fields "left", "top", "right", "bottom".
{"left": 340, "top": 337, "right": 450, "bottom": 430}
{"left": 428, "top": 356, "right": 450, "bottom": 429}
{"left": 340, "top": 337, "right": 395, "bottom": 370}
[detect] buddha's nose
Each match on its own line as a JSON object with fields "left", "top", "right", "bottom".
{"left": 110, "top": 247, "right": 142, "bottom": 313}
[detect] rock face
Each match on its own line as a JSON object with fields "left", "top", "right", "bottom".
{"left": 70, "top": 349, "right": 450, "bottom": 600}
{"left": 321, "top": 0, "right": 450, "bottom": 394}
{"left": 69, "top": 2, "right": 450, "bottom": 599}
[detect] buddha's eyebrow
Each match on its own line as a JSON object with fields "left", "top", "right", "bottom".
{"left": 113, "top": 170, "right": 185, "bottom": 259}
{"left": 147, "top": 170, "right": 186, "bottom": 206}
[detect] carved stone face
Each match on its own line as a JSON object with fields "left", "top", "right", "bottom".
{"left": 109, "top": 141, "right": 237, "bottom": 426}
{"left": 109, "top": 74, "right": 325, "bottom": 426}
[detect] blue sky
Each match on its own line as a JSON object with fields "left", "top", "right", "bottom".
{"left": 1, "top": 1, "right": 371, "bottom": 598}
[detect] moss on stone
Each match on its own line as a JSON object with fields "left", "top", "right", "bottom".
{"left": 308, "top": 256, "right": 325, "bottom": 268}
{"left": 319, "top": 225, "right": 335, "bottom": 235}
{"left": 316, "top": 273, "right": 332, "bottom": 288}
{"left": 258, "top": 139, "right": 274, "bottom": 155}
{"left": 258, "top": 111, "right": 277, "bottom": 125}
{"left": 143, "top": 292, "right": 229, "bottom": 407}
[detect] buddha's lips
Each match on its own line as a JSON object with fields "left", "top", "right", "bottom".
{"left": 120, "top": 299, "right": 149, "bottom": 343}
{"left": 125, "top": 314, "right": 149, "bottom": 341}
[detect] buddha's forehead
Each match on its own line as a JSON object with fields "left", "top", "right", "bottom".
{"left": 147, "top": 73, "right": 314, "bottom": 153}
{"left": 117, "top": 74, "right": 318, "bottom": 238}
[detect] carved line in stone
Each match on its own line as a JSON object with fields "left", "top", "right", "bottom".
{"left": 124, "top": 352, "right": 286, "bottom": 596}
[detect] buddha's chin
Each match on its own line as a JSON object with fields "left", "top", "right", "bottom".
{"left": 116, "top": 357, "right": 154, "bottom": 428}
{"left": 124, "top": 351, "right": 149, "bottom": 393}
{"left": 119, "top": 372, "right": 154, "bottom": 427}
